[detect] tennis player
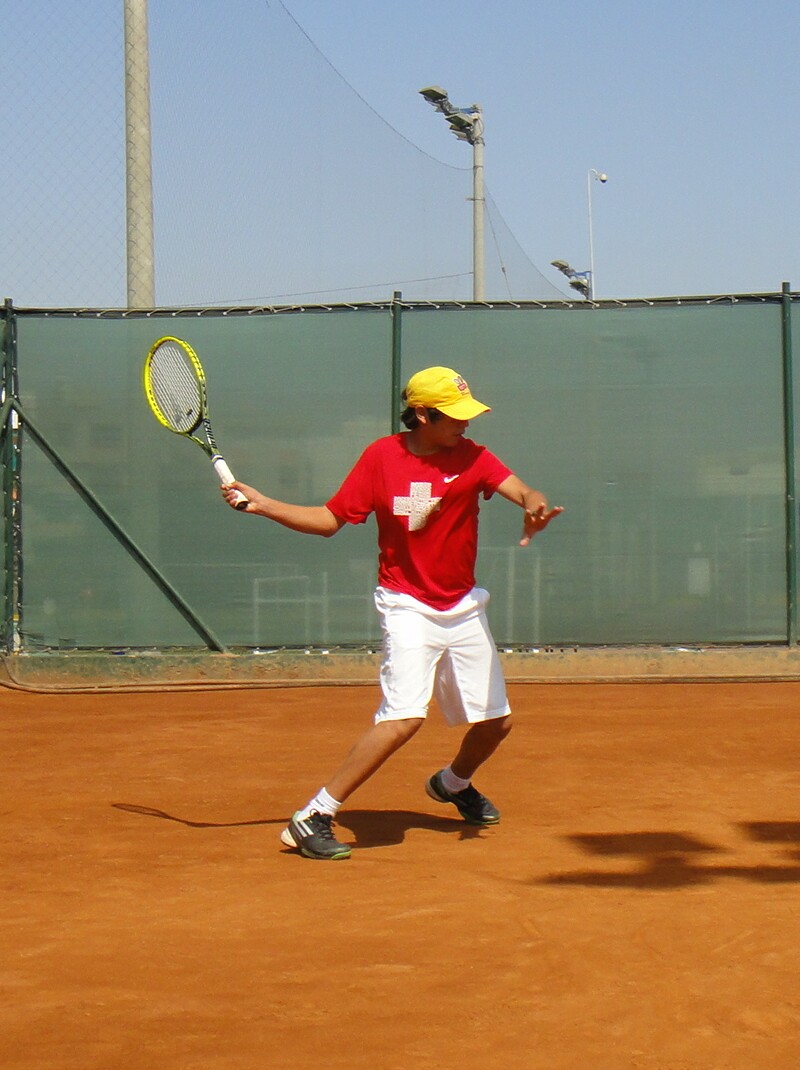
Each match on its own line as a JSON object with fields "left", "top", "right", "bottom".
{"left": 222, "top": 366, "right": 562, "bottom": 860}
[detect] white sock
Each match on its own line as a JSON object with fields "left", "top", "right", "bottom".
{"left": 440, "top": 765, "right": 471, "bottom": 793}
{"left": 297, "top": 786, "right": 341, "bottom": 820}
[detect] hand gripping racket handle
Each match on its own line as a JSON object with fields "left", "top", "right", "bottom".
{"left": 212, "top": 456, "right": 249, "bottom": 510}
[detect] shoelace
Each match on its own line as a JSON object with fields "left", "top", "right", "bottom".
{"left": 455, "top": 784, "right": 481, "bottom": 803}
{"left": 307, "top": 811, "right": 337, "bottom": 839}
{"left": 453, "top": 784, "right": 493, "bottom": 817}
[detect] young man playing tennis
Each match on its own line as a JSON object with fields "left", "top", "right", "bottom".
{"left": 222, "top": 366, "right": 562, "bottom": 860}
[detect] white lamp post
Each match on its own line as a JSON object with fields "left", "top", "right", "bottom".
{"left": 587, "top": 169, "right": 608, "bottom": 300}
{"left": 419, "top": 86, "right": 485, "bottom": 302}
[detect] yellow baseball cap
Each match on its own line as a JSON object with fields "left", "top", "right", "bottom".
{"left": 404, "top": 366, "right": 490, "bottom": 420}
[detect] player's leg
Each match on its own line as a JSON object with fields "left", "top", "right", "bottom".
{"left": 281, "top": 717, "right": 423, "bottom": 861}
{"left": 425, "top": 718, "right": 510, "bottom": 826}
{"left": 325, "top": 716, "right": 424, "bottom": 802}
{"left": 323, "top": 587, "right": 443, "bottom": 798}
{"left": 449, "top": 715, "right": 512, "bottom": 782}
{"left": 281, "top": 589, "right": 440, "bottom": 860}
{"left": 425, "top": 588, "right": 511, "bottom": 825}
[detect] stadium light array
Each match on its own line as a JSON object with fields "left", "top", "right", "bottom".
{"left": 551, "top": 259, "right": 592, "bottom": 300}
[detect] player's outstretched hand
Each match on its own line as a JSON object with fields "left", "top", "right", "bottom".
{"left": 520, "top": 504, "right": 564, "bottom": 546}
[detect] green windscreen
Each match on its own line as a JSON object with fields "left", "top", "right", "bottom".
{"left": 403, "top": 303, "right": 786, "bottom": 644}
{"left": 7, "top": 298, "right": 792, "bottom": 649}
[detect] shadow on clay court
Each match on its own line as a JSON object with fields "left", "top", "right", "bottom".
{"left": 111, "top": 802, "right": 482, "bottom": 850}
{"left": 739, "top": 820, "right": 800, "bottom": 844}
{"left": 535, "top": 826, "right": 800, "bottom": 890}
{"left": 336, "top": 808, "right": 486, "bottom": 848}
{"left": 112, "top": 802, "right": 282, "bottom": 829}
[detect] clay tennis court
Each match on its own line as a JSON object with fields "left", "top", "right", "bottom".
{"left": 2, "top": 677, "right": 799, "bottom": 1069}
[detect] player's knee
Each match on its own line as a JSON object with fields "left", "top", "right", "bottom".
{"left": 486, "top": 714, "right": 512, "bottom": 742}
{"left": 382, "top": 716, "right": 424, "bottom": 744}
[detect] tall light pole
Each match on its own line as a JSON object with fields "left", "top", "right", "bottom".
{"left": 587, "top": 169, "right": 608, "bottom": 300}
{"left": 124, "top": 0, "right": 155, "bottom": 308}
{"left": 419, "top": 86, "right": 485, "bottom": 302}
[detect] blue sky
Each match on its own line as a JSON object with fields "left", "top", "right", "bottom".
{"left": 3, "top": 0, "right": 800, "bottom": 306}
{"left": 278, "top": 0, "right": 800, "bottom": 300}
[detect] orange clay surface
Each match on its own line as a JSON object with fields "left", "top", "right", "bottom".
{"left": 2, "top": 679, "right": 800, "bottom": 1070}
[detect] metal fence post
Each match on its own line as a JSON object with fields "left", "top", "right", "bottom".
{"left": 781, "top": 281, "right": 797, "bottom": 644}
{"left": 1, "top": 300, "right": 22, "bottom": 652}
{"left": 391, "top": 291, "right": 403, "bottom": 432}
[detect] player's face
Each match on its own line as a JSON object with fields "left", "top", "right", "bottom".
{"left": 425, "top": 411, "right": 468, "bottom": 449}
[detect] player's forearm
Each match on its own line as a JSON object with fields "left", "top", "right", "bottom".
{"left": 223, "top": 481, "right": 342, "bottom": 536}
{"left": 254, "top": 498, "right": 342, "bottom": 536}
{"left": 496, "top": 475, "right": 548, "bottom": 511}
{"left": 521, "top": 487, "right": 549, "bottom": 512}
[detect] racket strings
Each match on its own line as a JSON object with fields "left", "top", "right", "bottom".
{"left": 149, "top": 343, "right": 204, "bottom": 433}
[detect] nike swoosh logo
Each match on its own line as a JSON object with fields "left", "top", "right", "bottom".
{"left": 443, "top": 475, "right": 459, "bottom": 483}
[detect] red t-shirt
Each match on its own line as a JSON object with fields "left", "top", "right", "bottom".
{"left": 326, "top": 433, "right": 512, "bottom": 610}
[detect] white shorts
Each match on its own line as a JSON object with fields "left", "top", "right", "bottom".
{"left": 373, "top": 586, "right": 511, "bottom": 727}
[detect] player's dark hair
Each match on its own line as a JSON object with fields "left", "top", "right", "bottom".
{"left": 400, "top": 406, "right": 444, "bottom": 430}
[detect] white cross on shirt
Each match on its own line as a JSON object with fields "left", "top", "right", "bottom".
{"left": 393, "top": 482, "right": 442, "bottom": 531}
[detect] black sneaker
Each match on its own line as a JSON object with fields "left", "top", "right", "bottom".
{"left": 280, "top": 811, "right": 352, "bottom": 860}
{"left": 425, "top": 770, "right": 500, "bottom": 826}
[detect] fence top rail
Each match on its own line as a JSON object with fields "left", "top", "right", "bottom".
{"left": 1, "top": 291, "right": 798, "bottom": 320}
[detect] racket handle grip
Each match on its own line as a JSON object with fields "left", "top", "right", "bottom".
{"left": 212, "top": 455, "right": 249, "bottom": 510}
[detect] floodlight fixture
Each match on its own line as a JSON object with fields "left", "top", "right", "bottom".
{"left": 551, "top": 258, "right": 592, "bottom": 300}
{"left": 419, "top": 85, "right": 449, "bottom": 106}
{"left": 446, "top": 111, "right": 479, "bottom": 141}
{"left": 419, "top": 86, "right": 483, "bottom": 146}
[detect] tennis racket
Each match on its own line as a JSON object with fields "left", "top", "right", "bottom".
{"left": 143, "top": 335, "right": 248, "bottom": 509}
